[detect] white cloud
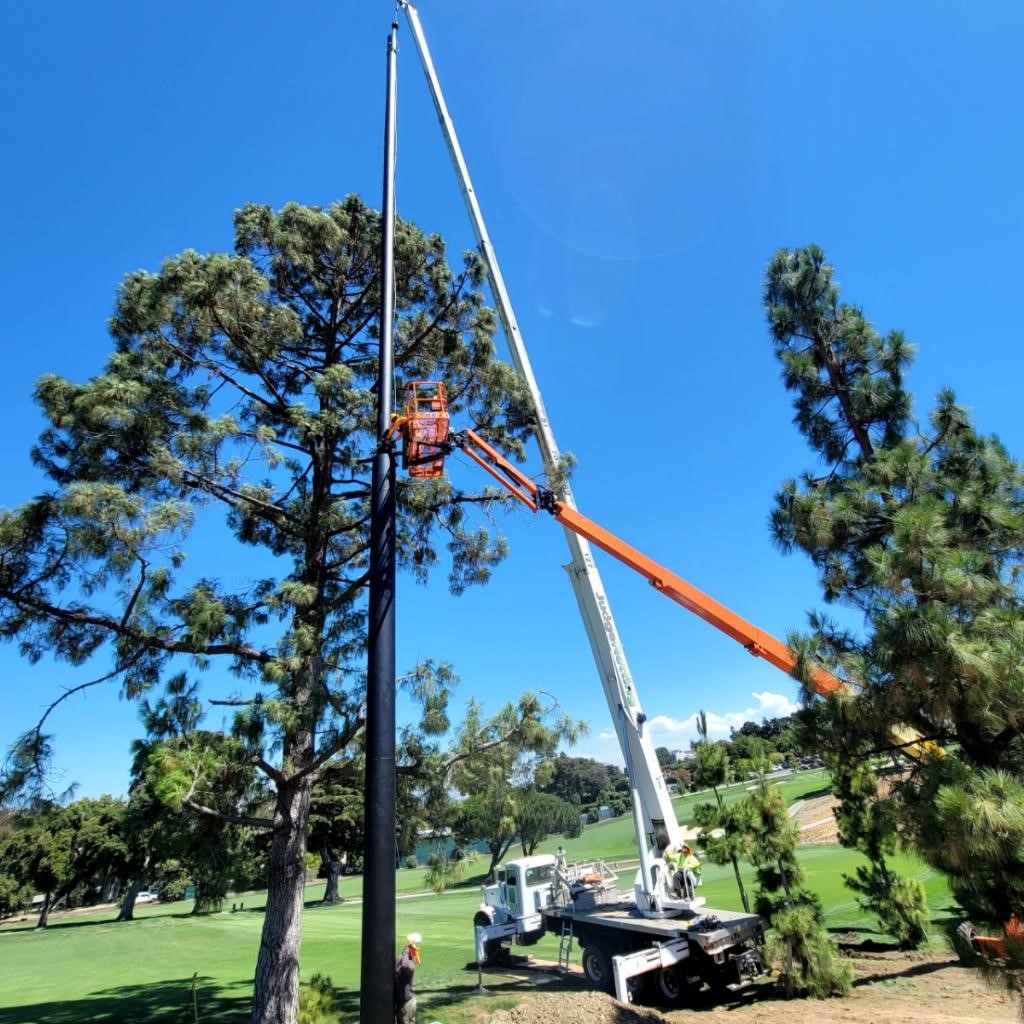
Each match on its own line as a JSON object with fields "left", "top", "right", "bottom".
{"left": 644, "top": 691, "right": 799, "bottom": 747}
{"left": 751, "top": 691, "right": 800, "bottom": 718}
{"left": 586, "top": 691, "right": 798, "bottom": 765}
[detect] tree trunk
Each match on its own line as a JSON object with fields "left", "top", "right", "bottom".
{"left": 250, "top": 779, "right": 312, "bottom": 1024}
{"left": 715, "top": 786, "right": 751, "bottom": 913}
{"left": 117, "top": 879, "right": 143, "bottom": 922}
{"left": 321, "top": 852, "right": 342, "bottom": 904}
{"left": 36, "top": 892, "right": 52, "bottom": 929}
{"left": 779, "top": 861, "right": 794, "bottom": 904}
{"left": 117, "top": 856, "right": 151, "bottom": 922}
{"left": 730, "top": 855, "right": 751, "bottom": 914}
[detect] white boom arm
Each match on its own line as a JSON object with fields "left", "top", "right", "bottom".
{"left": 400, "top": 3, "right": 681, "bottom": 898}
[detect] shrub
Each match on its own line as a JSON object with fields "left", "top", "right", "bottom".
{"left": 404, "top": 855, "right": 418, "bottom": 870}
{"left": 845, "top": 865, "right": 929, "bottom": 949}
{"left": 424, "top": 852, "right": 466, "bottom": 894}
{"left": 298, "top": 973, "right": 343, "bottom": 1024}
{"left": 768, "top": 904, "right": 852, "bottom": 998}
{"left": 155, "top": 862, "right": 191, "bottom": 903}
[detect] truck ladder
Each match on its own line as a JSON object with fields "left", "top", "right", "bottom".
{"left": 557, "top": 920, "right": 575, "bottom": 972}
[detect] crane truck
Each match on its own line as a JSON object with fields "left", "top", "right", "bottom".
{"left": 390, "top": 383, "right": 857, "bottom": 1004}
{"left": 391, "top": 383, "right": 941, "bottom": 1004}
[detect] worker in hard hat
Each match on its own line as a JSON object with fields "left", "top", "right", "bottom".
{"left": 662, "top": 840, "right": 684, "bottom": 895}
{"left": 680, "top": 844, "right": 702, "bottom": 900}
{"left": 395, "top": 932, "right": 422, "bottom": 1024}
{"left": 664, "top": 841, "right": 701, "bottom": 899}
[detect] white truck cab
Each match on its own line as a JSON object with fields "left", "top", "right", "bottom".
{"left": 482, "top": 854, "right": 556, "bottom": 920}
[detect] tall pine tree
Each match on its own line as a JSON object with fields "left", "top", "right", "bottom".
{"left": 0, "top": 199, "right": 547, "bottom": 1024}
{"left": 765, "top": 245, "right": 1024, "bottom": 986}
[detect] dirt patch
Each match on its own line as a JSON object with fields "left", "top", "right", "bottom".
{"left": 791, "top": 793, "right": 841, "bottom": 844}
{"left": 476, "top": 948, "right": 1018, "bottom": 1024}
{"left": 791, "top": 769, "right": 915, "bottom": 846}
{"left": 483, "top": 989, "right": 667, "bottom": 1024}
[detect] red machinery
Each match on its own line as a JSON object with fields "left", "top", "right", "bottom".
{"left": 398, "top": 381, "right": 450, "bottom": 478}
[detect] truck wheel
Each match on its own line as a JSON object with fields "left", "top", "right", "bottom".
{"left": 581, "top": 944, "right": 614, "bottom": 994}
{"left": 953, "top": 921, "right": 981, "bottom": 964}
{"left": 654, "top": 964, "right": 688, "bottom": 1007}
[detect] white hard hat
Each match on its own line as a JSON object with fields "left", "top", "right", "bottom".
{"left": 407, "top": 932, "right": 423, "bottom": 945}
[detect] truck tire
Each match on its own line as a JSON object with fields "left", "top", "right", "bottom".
{"left": 581, "top": 944, "right": 615, "bottom": 994}
{"left": 953, "top": 921, "right": 980, "bottom": 964}
{"left": 654, "top": 964, "right": 688, "bottom": 1008}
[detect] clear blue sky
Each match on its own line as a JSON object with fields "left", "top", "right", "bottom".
{"left": 1, "top": 1, "right": 1022, "bottom": 797}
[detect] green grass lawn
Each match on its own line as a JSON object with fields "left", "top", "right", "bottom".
{"left": 0, "top": 770, "right": 959, "bottom": 1024}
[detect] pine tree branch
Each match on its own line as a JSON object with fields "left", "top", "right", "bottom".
{"left": 31, "top": 652, "right": 148, "bottom": 747}
{"left": 297, "top": 715, "right": 365, "bottom": 781}
{"left": 178, "top": 467, "right": 300, "bottom": 526}
{"left": 397, "top": 268, "right": 471, "bottom": 365}
{"left": 252, "top": 756, "right": 287, "bottom": 788}
{"left": 119, "top": 559, "right": 149, "bottom": 629}
{"left": 183, "top": 797, "right": 278, "bottom": 831}
{"left": 163, "top": 336, "right": 283, "bottom": 412}
{"left": 234, "top": 429, "right": 311, "bottom": 456}
{"left": 5, "top": 592, "right": 274, "bottom": 664}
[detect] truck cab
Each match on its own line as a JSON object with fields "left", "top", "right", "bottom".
{"left": 482, "top": 854, "right": 557, "bottom": 920}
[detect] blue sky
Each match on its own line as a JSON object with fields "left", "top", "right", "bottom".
{"left": 1, "top": 1, "right": 1022, "bottom": 797}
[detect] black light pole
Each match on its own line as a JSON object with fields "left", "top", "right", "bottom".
{"left": 360, "top": 21, "right": 399, "bottom": 1024}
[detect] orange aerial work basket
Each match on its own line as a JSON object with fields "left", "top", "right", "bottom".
{"left": 401, "top": 381, "right": 450, "bottom": 478}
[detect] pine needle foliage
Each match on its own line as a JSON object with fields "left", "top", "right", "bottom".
{"left": 691, "top": 710, "right": 752, "bottom": 912}
{"left": 765, "top": 245, "right": 1024, "bottom": 991}
{"left": 743, "top": 777, "right": 850, "bottom": 997}
{"left": 0, "top": 198, "right": 560, "bottom": 1024}
{"left": 297, "top": 973, "right": 343, "bottom": 1024}
{"left": 768, "top": 904, "right": 854, "bottom": 999}
{"left": 830, "top": 755, "right": 929, "bottom": 948}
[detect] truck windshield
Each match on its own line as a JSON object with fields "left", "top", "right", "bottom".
{"left": 525, "top": 865, "right": 553, "bottom": 886}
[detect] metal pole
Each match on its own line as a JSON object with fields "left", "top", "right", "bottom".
{"left": 360, "top": 21, "right": 399, "bottom": 1024}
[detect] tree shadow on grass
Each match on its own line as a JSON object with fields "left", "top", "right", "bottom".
{"left": 799, "top": 785, "right": 832, "bottom": 800}
{"left": 0, "top": 911, "right": 202, "bottom": 935}
{"left": 828, "top": 926, "right": 905, "bottom": 953}
{"left": 0, "top": 976, "right": 250, "bottom": 1024}
{"left": 851, "top": 957, "right": 953, "bottom": 988}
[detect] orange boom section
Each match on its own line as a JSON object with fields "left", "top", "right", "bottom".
{"left": 550, "top": 502, "right": 843, "bottom": 697}
{"left": 452, "top": 421, "right": 842, "bottom": 697}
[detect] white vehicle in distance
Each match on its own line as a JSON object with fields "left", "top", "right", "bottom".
{"left": 135, "top": 891, "right": 159, "bottom": 904}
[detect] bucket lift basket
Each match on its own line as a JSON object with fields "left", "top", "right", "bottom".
{"left": 401, "top": 381, "right": 450, "bottom": 478}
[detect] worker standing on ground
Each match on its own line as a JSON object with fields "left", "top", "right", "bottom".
{"left": 395, "top": 932, "right": 422, "bottom": 1024}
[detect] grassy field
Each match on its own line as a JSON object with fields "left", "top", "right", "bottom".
{"left": 0, "top": 770, "right": 960, "bottom": 1024}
